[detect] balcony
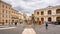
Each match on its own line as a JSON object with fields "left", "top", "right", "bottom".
{"left": 12, "top": 17, "right": 19, "bottom": 19}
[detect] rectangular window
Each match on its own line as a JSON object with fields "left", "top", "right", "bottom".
{"left": 2, "top": 10, "right": 4, "bottom": 18}
{"left": 6, "top": 10, "right": 7, "bottom": 14}
{"left": 6, "top": 6, "right": 7, "bottom": 8}
{"left": 6, "top": 15, "right": 10, "bottom": 18}
{"left": 9, "top": 7, "right": 10, "bottom": 9}
{"left": 9, "top": 20, "right": 10, "bottom": 23}
{"left": 9, "top": 15, "right": 10, "bottom": 18}
{"left": 2, "top": 14, "right": 4, "bottom": 18}
{"left": 6, "top": 20, "right": 8, "bottom": 23}
{"left": 6, "top": 15, "right": 7, "bottom": 18}
{"left": 2, "top": 4, "right": 4, "bottom": 8}
{"left": 37, "top": 18, "right": 39, "bottom": 20}
{"left": 2, "top": 10, "right": 4, "bottom": 13}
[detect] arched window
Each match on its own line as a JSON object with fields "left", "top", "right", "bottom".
{"left": 48, "top": 17, "right": 52, "bottom": 22}
{"left": 41, "top": 11, "right": 44, "bottom": 15}
{"left": 37, "top": 18, "right": 39, "bottom": 20}
{"left": 48, "top": 10, "right": 51, "bottom": 15}
{"left": 37, "top": 12, "right": 39, "bottom": 15}
{"left": 56, "top": 17, "right": 60, "bottom": 22}
{"left": 56, "top": 9, "right": 60, "bottom": 14}
{"left": 12, "top": 20, "right": 14, "bottom": 22}
{"left": 6, "top": 20, "right": 8, "bottom": 23}
{"left": 41, "top": 18, "right": 44, "bottom": 21}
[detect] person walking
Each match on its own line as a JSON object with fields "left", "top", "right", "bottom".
{"left": 45, "top": 22, "right": 48, "bottom": 30}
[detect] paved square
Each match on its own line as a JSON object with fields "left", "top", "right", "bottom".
{"left": 0, "top": 24, "right": 60, "bottom": 34}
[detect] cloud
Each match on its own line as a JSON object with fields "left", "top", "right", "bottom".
{"left": 2, "top": 0, "right": 60, "bottom": 16}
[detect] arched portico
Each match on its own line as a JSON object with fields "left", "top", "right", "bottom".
{"left": 56, "top": 17, "right": 60, "bottom": 22}
{"left": 48, "top": 17, "right": 52, "bottom": 22}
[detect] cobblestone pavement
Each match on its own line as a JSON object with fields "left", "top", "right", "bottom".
{"left": 0, "top": 24, "right": 60, "bottom": 34}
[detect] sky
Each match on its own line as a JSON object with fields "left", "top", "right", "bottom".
{"left": 2, "top": 0, "right": 60, "bottom": 16}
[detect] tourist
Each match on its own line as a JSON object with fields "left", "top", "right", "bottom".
{"left": 45, "top": 22, "right": 48, "bottom": 30}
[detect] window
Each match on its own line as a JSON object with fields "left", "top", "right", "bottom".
{"left": 6, "top": 10, "right": 7, "bottom": 13}
{"left": 9, "top": 15, "right": 10, "bottom": 18}
{"left": 2, "top": 10, "right": 4, "bottom": 13}
{"left": 2, "top": 20, "right": 4, "bottom": 24}
{"left": 37, "top": 12, "right": 39, "bottom": 15}
{"left": 9, "top": 7, "right": 10, "bottom": 9}
{"left": 41, "top": 11, "right": 44, "bottom": 15}
{"left": 12, "top": 20, "right": 14, "bottom": 22}
{"left": 56, "top": 17, "right": 60, "bottom": 22}
{"left": 2, "top": 4, "right": 4, "bottom": 8}
{"left": 2, "top": 15, "right": 4, "bottom": 18}
{"left": 37, "top": 18, "right": 39, "bottom": 20}
{"left": 56, "top": 9, "right": 60, "bottom": 14}
{"left": 48, "top": 10, "right": 51, "bottom": 15}
{"left": 9, "top": 20, "right": 10, "bottom": 23}
{"left": 41, "top": 18, "right": 44, "bottom": 21}
{"left": 48, "top": 17, "right": 52, "bottom": 22}
{"left": 2, "top": 14, "right": 4, "bottom": 18}
{"left": 6, "top": 6, "right": 7, "bottom": 8}
{"left": 6, "top": 15, "right": 9, "bottom": 18}
{"left": 6, "top": 15, "right": 7, "bottom": 18}
{"left": 6, "top": 20, "right": 7, "bottom": 23}
{"left": 2, "top": 10, "right": 4, "bottom": 18}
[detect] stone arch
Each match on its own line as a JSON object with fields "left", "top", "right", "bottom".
{"left": 56, "top": 17, "right": 60, "bottom": 22}
{"left": 48, "top": 17, "right": 52, "bottom": 22}
{"left": 41, "top": 11, "right": 44, "bottom": 15}
{"left": 48, "top": 10, "right": 51, "bottom": 15}
{"left": 56, "top": 9, "right": 60, "bottom": 14}
{"left": 41, "top": 18, "right": 44, "bottom": 21}
{"left": 41, "top": 17, "right": 44, "bottom": 24}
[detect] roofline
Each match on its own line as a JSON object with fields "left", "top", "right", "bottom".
{"left": 0, "top": 0, "right": 12, "bottom": 7}
{"left": 11, "top": 8, "right": 19, "bottom": 12}
{"left": 35, "top": 5, "right": 60, "bottom": 11}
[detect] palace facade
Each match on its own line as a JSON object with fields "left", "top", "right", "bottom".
{"left": 34, "top": 6, "right": 60, "bottom": 25}
{"left": 0, "top": 0, "right": 19, "bottom": 24}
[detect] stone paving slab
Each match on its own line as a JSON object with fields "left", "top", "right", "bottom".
{"left": 22, "top": 28, "right": 36, "bottom": 34}
{"left": 33, "top": 24, "right": 60, "bottom": 34}
{"left": 0, "top": 24, "right": 60, "bottom": 34}
{"left": 0, "top": 27, "right": 16, "bottom": 30}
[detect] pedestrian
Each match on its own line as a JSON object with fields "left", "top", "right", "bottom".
{"left": 45, "top": 22, "right": 48, "bottom": 30}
